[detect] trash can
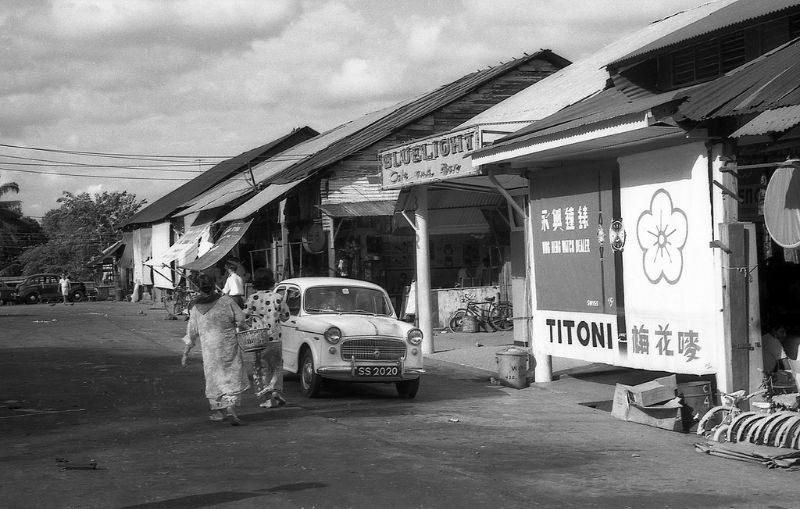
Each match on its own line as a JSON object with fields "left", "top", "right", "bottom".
{"left": 496, "top": 347, "right": 530, "bottom": 389}
{"left": 462, "top": 315, "right": 478, "bottom": 333}
{"left": 115, "top": 288, "right": 124, "bottom": 301}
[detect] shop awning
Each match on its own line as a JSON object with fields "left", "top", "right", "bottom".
{"left": 86, "top": 240, "right": 125, "bottom": 267}
{"left": 180, "top": 219, "right": 253, "bottom": 271}
{"left": 318, "top": 200, "right": 396, "bottom": 217}
{"left": 216, "top": 180, "right": 306, "bottom": 223}
{"left": 144, "top": 222, "right": 210, "bottom": 267}
{"left": 731, "top": 105, "right": 800, "bottom": 138}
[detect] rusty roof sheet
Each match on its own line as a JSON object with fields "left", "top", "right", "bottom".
{"left": 610, "top": 0, "right": 800, "bottom": 67}
{"left": 731, "top": 105, "right": 800, "bottom": 136}
{"left": 318, "top": 201, "right": 396, "bottom": 217}
{"left": 678, "top": 38, "right": 800, "bottom": 120}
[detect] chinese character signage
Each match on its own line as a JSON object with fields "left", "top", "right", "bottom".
{"left": 618, "top": 144, "right": 718, "bottom": 374}
{"left": 380, "top": 127, "right": 482, "bottom": 190}
{"left": 531, "top": 167, "right": 616, "bottom": 314}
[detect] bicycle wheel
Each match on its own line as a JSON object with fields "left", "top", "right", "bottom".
{"left": 489, "top": 303, "right": 514, "bottom": 331}
{"left": 696, "top": 405, "right": 733, "bottom": 437}
{"left": 447, "top": 309, "right": 468, "bottom": 333}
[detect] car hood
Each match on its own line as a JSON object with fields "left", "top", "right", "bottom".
{"left": 298, "top": 314, "right": 412, "bottom": 337}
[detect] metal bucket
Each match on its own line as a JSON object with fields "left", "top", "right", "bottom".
{"left": 496, "top": 347, "right": 530, "bottom": 389}
{"left": 462, "top": 315, "right": 478, "bottom": 333}
{"left": 679, "top": 381, "right": 713, "bottom": 429}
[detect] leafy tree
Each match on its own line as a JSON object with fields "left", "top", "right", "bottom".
{"left": 18, "top": 191, "right": 145, "bottom": 278}
{"left": 0, "top": 180, "right": 46, "bottom": 275}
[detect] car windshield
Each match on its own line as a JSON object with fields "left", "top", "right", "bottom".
{"left": 304, "top": 286, "right": 393, "bottom": 316}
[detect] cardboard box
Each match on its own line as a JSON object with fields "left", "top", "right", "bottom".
{"left": 627, "top": 374, "right": 677, "bottom": 407}
{"left": 611, "top": 383, "right": 683, "bottom": 432}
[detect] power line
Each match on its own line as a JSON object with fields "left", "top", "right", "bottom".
{"left": 0, "top": 166, "right": 194, "bottom": 181}
{"left": 0, "top": 142, "right": 233, "bottom": 161}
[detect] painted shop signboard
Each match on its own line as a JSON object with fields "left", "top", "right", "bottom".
{"left": 380, "top": 127, "right": 482, "bottom": 190}
{"left": 533, "top": 145, "right": 719, "bottom": 375}
{"left": 618, "top": 145, "right": 719, "bottom": 375}
{"left": 531, "top": 166, "right": 617, "bottom": 315}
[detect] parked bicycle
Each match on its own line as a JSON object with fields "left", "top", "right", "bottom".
{"left": 447, "top": 293, "right": 513, "bottom": 333}
{"left": 696, "top": 372, "right": 800, "bottom": 446}
{"left": 163, "top": 285, "right": 195, "bottom": 320}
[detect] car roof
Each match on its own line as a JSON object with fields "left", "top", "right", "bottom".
{"left": 278, "top": 277, "right": 386, "bottom": 292}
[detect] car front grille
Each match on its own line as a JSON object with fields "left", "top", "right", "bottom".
{"left": 340, "top": 337, "right": 407, "bottom": 361}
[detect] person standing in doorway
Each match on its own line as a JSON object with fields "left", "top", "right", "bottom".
{"left": 222, "top": 259, "right": 245, "bottom": 309}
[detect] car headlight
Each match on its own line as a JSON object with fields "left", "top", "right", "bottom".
{"left": 324, "top": 326, "right": 342, "bottom": 344}
{"left": 407, "top": 328, "right": 423, "bottom": 345}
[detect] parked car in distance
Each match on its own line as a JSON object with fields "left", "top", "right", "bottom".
{"left": 0, "top": 281, "right": 16, "bottom": 305}
{"left": 274, "top": 277, "right": 424, "bottom": 399}
{"left": 15, "top": 274, "right": 87, "bottom": 304}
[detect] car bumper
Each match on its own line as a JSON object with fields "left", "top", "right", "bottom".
{"left": 317, "top": 358, "right": 424, "bottom": 381}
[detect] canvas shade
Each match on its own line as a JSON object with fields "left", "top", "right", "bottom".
{"left": 180, "top": 219, "right": 253, "bottom": 271}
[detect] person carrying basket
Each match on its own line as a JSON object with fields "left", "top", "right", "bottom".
{"left": 244, "top": 268, "right": 290, "bottom": 408}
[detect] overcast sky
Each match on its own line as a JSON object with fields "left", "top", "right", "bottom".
{"left": 0, "top": 0, "right": 706, "bottom": 219}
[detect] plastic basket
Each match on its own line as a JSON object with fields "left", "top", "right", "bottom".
{"left": 236, "top": 328, "right": 271, "bottom": 352}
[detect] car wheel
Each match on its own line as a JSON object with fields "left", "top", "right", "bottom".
{"left": 300, "top": 349, "right": 323, "bottom": 398}
{"left": 70, "top": 289, "right": 85, "bottom": 302}
{"left": 396, "top": 378, "right": 420, "bottom": 399}
{"left": 25, "top": 293, "right": 39, "bottom": 305}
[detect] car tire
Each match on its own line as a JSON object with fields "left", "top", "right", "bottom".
{"left": 70, "top": 289, "right": 85, "bottom": 302}
{"left": 396, "top": 378, "right": 420, "bottom": 399}
{"left": 25, "top": 293, "right": 39, "bottom": 305}
{"left": 300, "top": 349, "right": 323, "bottom": 398}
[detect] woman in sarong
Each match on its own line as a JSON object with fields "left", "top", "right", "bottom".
{"left": 182, "top": 273, "right": 249, "bottom": 425}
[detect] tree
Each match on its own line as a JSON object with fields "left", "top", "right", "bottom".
{"left": 18, "top": 191, "right": 146, "bottom": 278}
{"left": 0, "top": 180, "right": 46, "bottom": 275}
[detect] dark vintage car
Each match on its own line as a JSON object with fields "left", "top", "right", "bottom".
{"left": 0, "top": 281, "right": 16, "bottom": 304}
{"left": 15, "top": 274, "right": 87, "bottom": 304}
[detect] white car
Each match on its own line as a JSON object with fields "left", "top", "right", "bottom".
{"left": 275, "top": 277, "right": 424, "bottom": 399}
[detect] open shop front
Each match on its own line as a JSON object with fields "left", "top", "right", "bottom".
{"left": 379, "top": 126, "right": 529, "bottom": 352}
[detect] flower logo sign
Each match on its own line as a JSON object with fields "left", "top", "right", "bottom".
{"left": 636, "top": 189, "right": 688, "bottom": 285}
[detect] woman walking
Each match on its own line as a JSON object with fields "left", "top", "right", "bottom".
{"left": 182, "top": 273, "right": 249, "bottom": 425}
{"left": 245, "top": 268, "right": 290, "bottom": 408}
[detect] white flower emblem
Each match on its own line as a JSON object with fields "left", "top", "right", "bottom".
{"left": 636, "top": 189, "right": 688, "bottom": 285}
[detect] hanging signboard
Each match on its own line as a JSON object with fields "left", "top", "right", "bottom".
{"left": 617, "top": 144, "right": 719, "bottom": 375}
{"left": 379, "top": 126, "right": 482, "bottom": 190}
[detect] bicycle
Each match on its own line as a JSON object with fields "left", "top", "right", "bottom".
{"left": 447, "top": 293, "right": 514, "bottom": 333}
{"left": 163, "top": 285, "right": 195, "bottom": 320}
{"left": 696, "top": 372, "right": 800, "bottom": 446}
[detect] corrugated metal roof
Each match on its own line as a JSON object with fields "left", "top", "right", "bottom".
{"left": 483, "top": 87, "right": 690, "bottom": 149}
{"left": 318, "top": 201, "right": 396, "bottom": 217}
{"left": 462, "top": 0, "right": 732, "bottom": 128}
{"left": 216, "top": 179, "right": 306, "bottom": 223}
{"left": 731, "top": 105, "right": 800, "bottom": 136}
{"left": 122, "top": 126, "right": 318, "bottom": 227}
{"left": 179, "top": 50, "right": 568, "bottom": 215}
{"left": 678, "top": 38, "right": 800, "bottom": 120}
{"left": 610, "top": 0, "right": 799, "bottom": 67}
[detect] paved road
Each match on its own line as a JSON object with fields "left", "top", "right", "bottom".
{"left": 0, "top": 301, "right": 797, "bottom": 509}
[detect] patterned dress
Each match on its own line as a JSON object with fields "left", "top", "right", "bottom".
{"left": 185, "top": 294, "right": 249, "bottom": 410}
{"left": 245, "top": 290, "right": 290, "bottom": 404}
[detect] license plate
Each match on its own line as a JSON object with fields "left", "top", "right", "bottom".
{"left": 355, "top": 365, "right": 399, "bottom": 377}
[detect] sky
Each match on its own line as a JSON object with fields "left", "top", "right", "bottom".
{"left": 0, "top": 0, "right": 707, "bottom": 220}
